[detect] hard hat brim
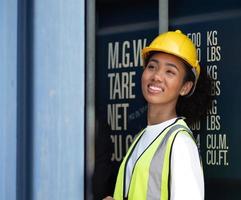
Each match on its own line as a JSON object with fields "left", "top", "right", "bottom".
{"left": 142, "top": 47, "right": 200, "bottom": 79}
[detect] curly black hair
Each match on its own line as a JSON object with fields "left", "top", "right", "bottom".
{"left": 176, "top": 63, "right": 213, "bottom": 126}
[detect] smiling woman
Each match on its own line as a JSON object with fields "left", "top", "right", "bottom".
{"left": 103, "top": 30, "right": 212, "bottom": 200}
{"left": 141, "top": 52, "right": 192, "bottom": 115}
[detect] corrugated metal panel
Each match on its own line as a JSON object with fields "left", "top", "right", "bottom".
{"left": 31, "top": 0, "right": 85, "bottom": 199}
{"left": 0, "top": 0, "right": 18, "bottom": 200}
{"left": 0, "top": 0, "right": 85, "bottom": 199}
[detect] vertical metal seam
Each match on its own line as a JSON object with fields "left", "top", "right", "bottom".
{"left": 16, "top": 0, "right": 34, "bottom": 199}
{"left": 159, "top": 0, "right": 169, "bottom": 33}
{"left": 86, "top": 0, "right": 96, "bottom": 199}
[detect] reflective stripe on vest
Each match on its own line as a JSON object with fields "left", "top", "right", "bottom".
{"left": 147, "top": 124, "right": 192, "bottom": 200}
{"left": 113, "top": 119, "right": 198, "bottom": 200}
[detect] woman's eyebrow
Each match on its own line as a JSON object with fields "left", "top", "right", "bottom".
{"left": 148, "top": 58, "right": 159, "bottom": 64}
{"left": 165, "top": 62, "right": 179, "bottom": 71}
{"left": 149, "top": 58, "right": 179, "bottom": 71}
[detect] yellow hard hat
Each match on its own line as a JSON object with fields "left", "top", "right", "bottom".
{"left": 142, "top": 30, "right": 200, "bottom": 81}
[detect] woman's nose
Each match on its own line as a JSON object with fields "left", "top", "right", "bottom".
{"left": 152, "top": 70, "right": 164, "bottom": 82}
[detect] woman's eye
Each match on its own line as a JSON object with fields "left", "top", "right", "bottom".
{"left": 147, "top": 65, "right": 155, "bottom": 69}
{"left": 167, "top": 70, "right": 176, "bottom": 75}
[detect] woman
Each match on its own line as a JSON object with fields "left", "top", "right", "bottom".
{"left": 104, "top": 30, "right": 211, "bottom": 200}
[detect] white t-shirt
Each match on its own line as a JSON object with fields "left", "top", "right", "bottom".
{"left": 125, "top": 118, "right": 204, "bottom": 199}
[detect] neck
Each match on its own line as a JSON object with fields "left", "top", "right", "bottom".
{"left": 147, "top": 103, "right": 177, "bottom": 125}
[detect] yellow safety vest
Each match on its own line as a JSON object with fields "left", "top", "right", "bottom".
{"left": 113, "top": 118, "right": 199, "bottom": 200}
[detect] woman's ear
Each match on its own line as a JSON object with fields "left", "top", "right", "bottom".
{"left": 180, "top": 81, "right": 194, "bottom": 96}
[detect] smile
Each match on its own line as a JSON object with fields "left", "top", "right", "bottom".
{"left": 148, "top": 84, "right": 164, "bottom": 93}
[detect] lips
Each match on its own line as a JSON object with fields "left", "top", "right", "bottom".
{"left": 148, "top": 83, "right": 164, "bottom": 94}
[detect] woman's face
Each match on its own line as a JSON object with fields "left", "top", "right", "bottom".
{"left": 141, "top": 52, "right": 192, "bottom": 107}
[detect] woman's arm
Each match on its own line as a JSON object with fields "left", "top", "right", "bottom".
{"left": 170, "top": 133, "right": 204, "bottom": 200}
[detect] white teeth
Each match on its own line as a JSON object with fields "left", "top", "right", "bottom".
{"left": 149, "top": 85, "right": 163, "bottom": 92}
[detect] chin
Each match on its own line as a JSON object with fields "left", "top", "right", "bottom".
{"left": 145, "top": 96, "right": 164, "bottom": 105}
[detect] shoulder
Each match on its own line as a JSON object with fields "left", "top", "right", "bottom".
{"left": 174, "top": 130, "right": 196, "bottom": 147}
{"left": 172, "top": 131, "right": 198, "bottom": 156}
{"left": 171, "top": 130, "right": 201, "bottom": 167}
